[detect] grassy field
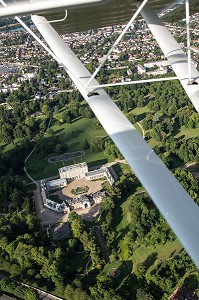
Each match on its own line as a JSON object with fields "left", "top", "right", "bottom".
{"left": 131, "top": 240, "right": 182, "bottom": 273}
{"left": 132, "top": 106, "right": 150, "bottom": 115}
{"left": 26, "top": 117, "right": 109, "bottom": 180}
{"left": 46, "top": 116, "right": 107, "bottom": 149}
{"left": 27, "top": 148, "right": 109, "bottom": 180}
{"left": 163, "top": 0, "right": 199, "bottom": 23}
{"left": 131, "top": 106, "right": 150, "bottom": 121}
{"left": 175, "top": 126, "right": 199, "bottom": 140}
{"left": 24, "top": 103, "right": 198, "bottom": 181}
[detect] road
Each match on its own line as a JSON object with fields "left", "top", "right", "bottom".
{"left": 23, "top": 110, "right": 66, "bottom": 226}
{"left": 136, "top": 121, "right": 145, "bottom": 138}
{"left": 0, "top": 274, "right": 63, "bottom": 300}
{"left": 92, "top": 226, "right": 111, "bottom": 263}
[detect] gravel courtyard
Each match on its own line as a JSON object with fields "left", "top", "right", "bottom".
{"left": 55, "top": 178, "right": 104, "bottom": 199}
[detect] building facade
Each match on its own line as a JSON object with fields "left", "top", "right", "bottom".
{"left": 41, "top": 162, "right": 117, "bottom": 213}
{"left": 59, "top": 162, "right": 88, "bottom": 180}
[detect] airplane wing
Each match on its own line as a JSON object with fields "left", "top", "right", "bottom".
{"left": 44, "top": 0, "right": 175, "bottom": 33}
{"left": 1, "top": 0, "right": 174, "bottom": 31}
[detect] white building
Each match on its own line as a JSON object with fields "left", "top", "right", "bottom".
{"left": 46, "top": 178, "right": 67, "bottom": 189}
{"left": 144, "top": 60, "right": 169, "bottom": 68}
{"left": 85, "top": 166, "right": 116, "bottom": 185}
{"left": 59, "top": 162, "right": 88, "bottom": 180}
{"left": 41, "top": 162, "right": 117, "bottom": 213}
{"left": 137, "top": 64, "right": 146, "bottom": 75}
{"left": 138, "top": 60, "right": 169, "bottom": 76}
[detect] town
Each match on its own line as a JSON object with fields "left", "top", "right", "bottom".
{"left": 0, "top": 12, "right": 199, "bottom": 95}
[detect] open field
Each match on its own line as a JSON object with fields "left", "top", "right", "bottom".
{"left": 27, "top": 149, "right": 108, "bottom": 180}
{"left": 26, "top": 117, "right": 109, "bottom": 180}
{"left": 24, "top": 104, "right": 198, "bottom": 181}
{"left": 175, "top": 126, "right": 199, "bottom": 140}
{"left": 132, "top": 106, "right": 150, "bottom": 117}
{"left": 48, "top": 116, "right": 107, "bottom": 149}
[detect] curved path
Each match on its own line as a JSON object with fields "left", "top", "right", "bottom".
{"left": 23, "top": 110, "right": 62, "bottom": 225}
{"left": 0, "top": 273, "right": 63, "bottom": 300}
{"left": 92, "top": 226, "right": 111, "bottom": 263}
{"left": 136, "top": 121, "right": 145, "bottom": 138}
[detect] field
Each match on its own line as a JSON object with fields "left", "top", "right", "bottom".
{"left": 25, "top": 103, "right": 199, "bottom": 181}
{"left": 163, "top": 0, "right": 199, "bottom": 23}
{"left": 26, "top": 117, "right": 109, "bottom": 180}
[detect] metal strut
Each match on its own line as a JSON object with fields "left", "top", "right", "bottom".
{"left": 185, "top": 0, "right": 193, "bottom": 85}
{"left": 37, "top": 10, "right": 68, "bottom": 24}
{"left": 90, "top": 77, "right": 178, "bottom": 90}
{"left": 138, "top": 1, "right": 199, "bottom": 112}
{"left": 0, "top": 0, "right": 103, "bottom": 18}
{"left": 85, "top": 0, "right": 149, "bottom": 88}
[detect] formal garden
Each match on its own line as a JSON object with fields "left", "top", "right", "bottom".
{"left": 71, "top": 185, "right": 89, "bottom": 195}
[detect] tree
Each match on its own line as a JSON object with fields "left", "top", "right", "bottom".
{"left": 41, "top": 103, "right": 50, "bottom": 115}
{"left": 92, "top": 118, "right": 103, "bottom": 130}
{"left": 64, "top": 284, "right": 74, "bottom": 300}
{"left": 168, "top": 103, "right": 177, "bottom": 116}
{"left": 64, "top": 284, "right": 92, "bottom": 300}
{"left": 60, "top": 110, "right": 71, "bottom": 123}
{"left": 136, "top": 289, "right": 154, "bottom": 300}
{"left": 89, "top": 137, "right": 104, "bottom": 152}
{"left": 174, "top": 168, "right": 199, "bottom": 203}
{"left": 126, "top": 112, "right": 137, "bottom": 124}
{"left": 82, "top": 137, "right": 89, "bottom": 150}
{"left": 24, "top": 288, "right": 39, "bottom": 300}
{"left": 13, "top": 243, "right": 33, "bottom": 269}
{"left": 104, "top": 141, "right": 123, "bottom": 160}
{"left": 69, "top": 213, "right": 86, "bottom": 239}
{"left": 90, "top": 283, "right": 124, "bottom": 300}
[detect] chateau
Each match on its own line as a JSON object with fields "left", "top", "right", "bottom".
{"left": 59, "top": 162, "right": 88, "bottom": 180}
{"left": 59, "top": 162, "right": 115, "bottom": 185}
{"left": 40, "top": 162, "right": 117, "bottom": 213}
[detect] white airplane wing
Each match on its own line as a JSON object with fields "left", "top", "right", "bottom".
{"left": 1, "top": 0, "right": 174, "bottom": 31}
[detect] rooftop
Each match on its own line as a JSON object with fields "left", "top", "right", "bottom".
{"left": 169, "top": 286, "right": 198, "bottom": 300}
{"left": 59, "top": 162, "right": 87, "bottom": 173}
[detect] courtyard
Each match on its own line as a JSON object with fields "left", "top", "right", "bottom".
{"left": 53, "top": 178, "right": 104, "bottom": 200}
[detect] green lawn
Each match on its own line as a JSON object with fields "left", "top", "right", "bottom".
{"left": 49, "top": 117, "right": 107, "bottom": 150}
{"left": 132, "top": 240, "right": 182, "bottom": 273}
{"left": 131, "top": 106, "right": 150, "bottom": 121}
{"left": 99, "top": 260, "right": 133, "bottom": 291}
{"left": 175, "top": 125, "right": 199, "bottom": 140}
{"left": 133, "top": 123, "right": 143, "bottom": 136}
{"left": 27, "top": 156, "right": 63, "bottom": 180}
{"left": 26, "top": 117, "right": 109, "bottom": 180}
{"left": 116, "top": 196, "right": 132, "bottom": 232}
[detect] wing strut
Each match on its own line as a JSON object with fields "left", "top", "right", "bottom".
{"left": 185, "top": 0, "right": 192, "bottom": 84}
{"left": 138, "top": 1, "right": 199, "bottom": 112}
{"left": 86, "top": 0, "right": 149, "bottom": 88}
{"left": 31, "top": 14, "right": 199, "bottom": 268}
{"left": 0, "top": 0, "right": 104, "bottom": 18}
